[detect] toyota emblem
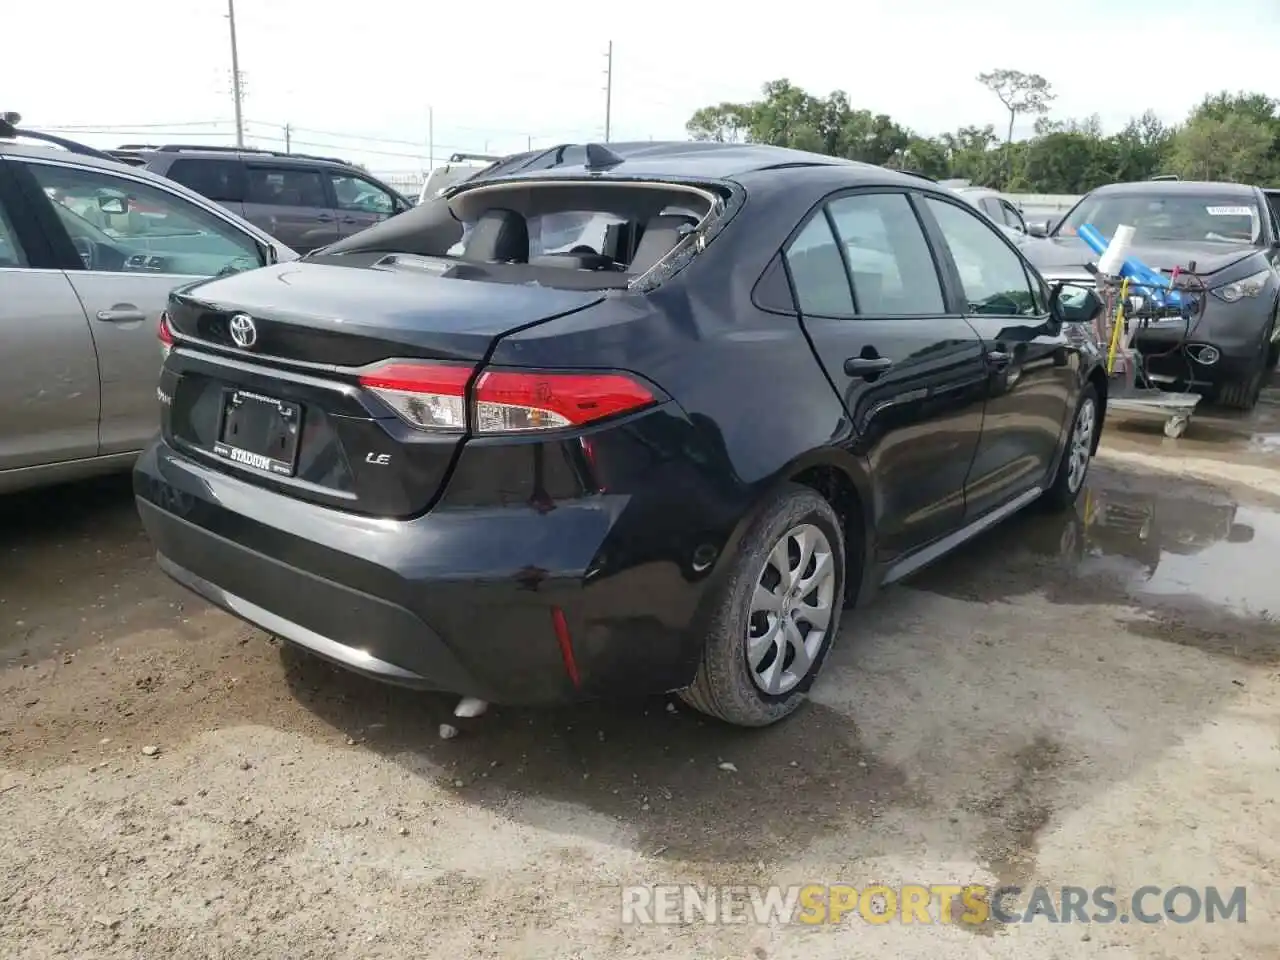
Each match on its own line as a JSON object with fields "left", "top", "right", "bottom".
{"left": 228, "top": 313, "right": 257, "bottom": 349}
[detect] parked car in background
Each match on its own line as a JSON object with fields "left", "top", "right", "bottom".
{"left": 1022, "top": 179, "right": 1280, "bottom": 410}
{"left": 0, "top": 117, "right": 295, "bottom": 494}
{"left": 119, "top": 144, "right": 412, "bottom": 253}
{"left": 135, "top": 140, "right": 1108, "bottom": 728}
{"left": 417, "top": 152, "right": 502, "bottom": 204}
{"left": 950, "top": 184, "right": 1030, "bottom": 240}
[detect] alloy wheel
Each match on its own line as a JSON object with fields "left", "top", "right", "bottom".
{"left": 745, "top": 522, "right": 836, "bottom": 696}
{"left": 1067, "top": 397, "right": 1095, "bottom": 494}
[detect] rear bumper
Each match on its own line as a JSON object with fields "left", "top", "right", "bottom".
{"left": 133, "top": 433, "right": 726, "bottom": 704}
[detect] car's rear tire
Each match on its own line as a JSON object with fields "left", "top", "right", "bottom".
{"left": 1042, "top": 383, "right": 1098, "bottom": 513}
{"left": 679, "top": 484, "right": 845, "bottom": 728}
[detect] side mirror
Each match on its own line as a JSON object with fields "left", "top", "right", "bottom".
{"left": 98, "top": 195, "right": 129, "bottom": 215}
{"left": 1027, "top": 220, "right": 1050, "bottom": 238}
{"left": 1050, "top": 281, "right": 1102, "bottom": 325}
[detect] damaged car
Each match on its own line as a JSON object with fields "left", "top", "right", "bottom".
{"left": 134, "top": 140, "right": 1108, "bottom": 727}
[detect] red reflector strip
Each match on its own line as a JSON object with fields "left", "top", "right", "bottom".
{"left": 158, "top": 311, "right": 174, "bottom": 345}
{"left": 551, "top": 606, "right": 581, "bottom": 688}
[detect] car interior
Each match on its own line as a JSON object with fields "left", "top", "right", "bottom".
{"left": 447, "top": 183, "right": 714, "bottom": 273}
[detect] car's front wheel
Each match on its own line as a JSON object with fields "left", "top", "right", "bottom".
{"left": 679, "top": 484, "right": 845, "bottom": 727}
{"left": 1219, "top": 314, "right": 1275, "bottom": 411}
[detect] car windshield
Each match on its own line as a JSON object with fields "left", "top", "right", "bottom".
{"left": 1056, "top": 193, "right": 1263, "bottom": 245}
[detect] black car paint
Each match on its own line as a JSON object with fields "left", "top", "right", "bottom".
{"left": 134, "top": 146, "right": 1106, "bottom": 705}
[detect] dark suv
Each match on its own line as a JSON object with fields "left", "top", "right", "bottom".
{"left": 110, "top": 145, "right": 412, "bottom": 253}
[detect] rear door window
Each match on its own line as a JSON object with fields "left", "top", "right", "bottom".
{"left": 826, "top": 193, "right": 945, "bottom": 315}
{"left": 784, "top": 215, "right": 854, "bottom": 317}
{"left": 165, "top": 159, "right": 243, "bottom": 202}
{"left": 245, "top": 166, "right": 327, "bottom": 207}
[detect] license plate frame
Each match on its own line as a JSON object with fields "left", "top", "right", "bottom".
{"left": 212, "top": 389, "right": 303, "bottom": 477}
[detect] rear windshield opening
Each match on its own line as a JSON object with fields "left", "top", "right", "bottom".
{"left": 322, "top": 179, "right": 723, "bottom": 290}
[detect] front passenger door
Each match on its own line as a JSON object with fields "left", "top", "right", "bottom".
{"left": 0, "top": 165, "right": 99, "bottom": 472}
{"left": 786, "top": 190, "right": 989, "bottom": 561}
{"left": 18, "top": 159, "right": 266, "bottom": 457}
{"left": 920, "top": 195, "right": 1076, "bottom": 521}
{"left": 328, "top": 173, "right": 399, "bottom": 239}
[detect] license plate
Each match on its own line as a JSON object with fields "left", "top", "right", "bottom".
{"left": 213, "top": 389, "right": 302, "bottom": 476}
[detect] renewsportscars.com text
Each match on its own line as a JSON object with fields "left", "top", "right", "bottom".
{"left": 621, "top": 883, "right": 1247, "bottom": 926}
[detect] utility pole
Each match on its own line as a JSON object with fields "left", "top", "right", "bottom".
{"left": 226, "top": 0, "right": 245, "bottom": 147}
{"left": 603, "top": 41, "right": 613, "bottom": 142}
{"left": 427, "top": 105, "right": 434, "bottom": 171}
{"left": 283, "top": 123, "right": 291, "bottom": 153}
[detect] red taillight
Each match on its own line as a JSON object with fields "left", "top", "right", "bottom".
{"left": 357, "top": 360, "right": 656, "bottom": 434}
{"left": 158, "top": 311, "right": 174, "bottom": 360}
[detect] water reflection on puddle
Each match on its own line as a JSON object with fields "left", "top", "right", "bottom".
{"left": 1040, "top": 482, "right": 1278, "bottom": 618}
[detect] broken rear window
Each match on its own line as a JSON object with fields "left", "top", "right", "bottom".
{"left": 327, "top": 179, "right": 725, "bottom": 291}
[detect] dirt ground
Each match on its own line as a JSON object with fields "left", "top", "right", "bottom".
{"left": 3, "top": 396, "right": 1280, "bottom": 959}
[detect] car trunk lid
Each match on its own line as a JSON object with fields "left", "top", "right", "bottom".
{"left": 161, "top": 259, "right": 605, "bottom": 517}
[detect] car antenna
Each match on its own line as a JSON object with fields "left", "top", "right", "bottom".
{"left": 584, "top": 143, "right": 625, "bottom": 171}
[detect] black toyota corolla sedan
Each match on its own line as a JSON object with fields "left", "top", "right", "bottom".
{"left": 134, "top": 141, "right": 1107, "bottom": 727}
{"left": 1024, "top": 179, "right": 1280, "bottom": 410}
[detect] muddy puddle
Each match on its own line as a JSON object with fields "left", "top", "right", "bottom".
{"left": 911, "top": 466, "right": 1280, "bottom": 622}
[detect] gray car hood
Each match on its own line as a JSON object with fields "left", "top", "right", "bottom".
{"left": 1024, "top": 236, "right": 1261, "bottom": 278}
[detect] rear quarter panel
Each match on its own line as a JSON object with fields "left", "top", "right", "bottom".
{"left": 489, "top": 170, "right": 878, "bottom": 639}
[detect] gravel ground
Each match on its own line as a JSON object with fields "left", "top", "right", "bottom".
{"left": 2, "top": 401, "right": 1280, "bottom": 959}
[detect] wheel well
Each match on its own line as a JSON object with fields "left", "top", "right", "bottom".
{"left": 790, "top": 464, "right": 865, "bottom": 605}
{"left": 1087, "top": 366, "right": 1108, "bottom": 453}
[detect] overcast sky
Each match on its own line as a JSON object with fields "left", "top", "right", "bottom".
{"left": 6, "top": 0, "right": 1280, "bottom": 172}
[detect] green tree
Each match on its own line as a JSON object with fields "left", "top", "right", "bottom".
{"left": 1170, "top": 113, "right": 1274, "bottom": 182}
{"left": 683, "top": 77, "right": 1280, "bottom": 193}
{"left": 977, "top": 69, "right": 1055, "bottom": 186}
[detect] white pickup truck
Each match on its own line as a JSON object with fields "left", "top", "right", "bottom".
{"left": 417, "top": 152, "right": 502, "bottom": 204}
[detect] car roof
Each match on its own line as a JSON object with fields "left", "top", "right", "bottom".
{"left": 470, "top": 140, "right": 868, "bottom": 184}
{"left": 1089, "top": 179, "right": 1258, "bottom": 196}
{"left": 0, "top": 139, "right": 185, "bottom": 178}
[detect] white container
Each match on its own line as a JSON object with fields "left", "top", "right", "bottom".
{"left": 1097, "top": 223, "right": 1136, "bottom": 277}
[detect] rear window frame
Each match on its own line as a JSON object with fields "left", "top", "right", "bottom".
{"left": 330, "top": 175, "right": 742, "bottom": 293}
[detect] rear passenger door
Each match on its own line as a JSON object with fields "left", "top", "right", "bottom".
{"left": 919, "top": 195, "right": 1075, "bottom": 520}
{"left": 243, "top": 164, "right": 337, "bottom": 252}
{"left": 0, "top": 160, "right": 100, "bottom": 472}
{"left": 327, "top": 172, "right": 400, "bottom": 239}
{"left": 784, "top": 189, "right": 989, "bottom": 562}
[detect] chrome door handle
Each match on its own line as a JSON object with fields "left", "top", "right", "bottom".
{"left": 986, "top": 349, "right": 1012, "bottom": 367}
{"left": 96, "top": 307, "right": 146, "bottom": 323}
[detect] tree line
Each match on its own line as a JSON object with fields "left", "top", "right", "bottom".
{"left": 686, "top": 71, "right": 1280, "bottom": 194}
